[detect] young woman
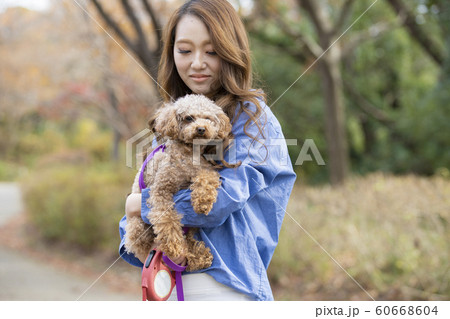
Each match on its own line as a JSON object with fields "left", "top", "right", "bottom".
{"left": 119, "top": 0, "right": 296, "bottom": 301}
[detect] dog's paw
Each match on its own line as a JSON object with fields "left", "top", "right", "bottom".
{"left": 191, "top": 188, "right": 217, "bottom": 215}
{"left": 190, "top": 170, "right": 220, "bottom": 215}
{"left": 185, "top": 234, "right": 213, "bottom": 272}
{"left": 186, "top": 248, "right": 213, "bottom": 272}
{"left": 192, "top": 199, "right": 214, "bottom": 215}
{"left": 156, "top": 230, "right": 188, "bottom": 261}
{"left": 162, "top": 242, "right": 188, "bottom": 261}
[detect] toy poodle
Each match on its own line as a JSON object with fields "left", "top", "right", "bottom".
{"left": 124, "top": 94, "right": 238, "bottom": 271}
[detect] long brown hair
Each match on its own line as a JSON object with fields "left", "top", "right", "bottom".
{"left": 157, "top": 0, "right": 266, "bottom": 142}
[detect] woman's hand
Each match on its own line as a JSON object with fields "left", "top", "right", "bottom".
{"left": 125, "top": 193, "right": 142, "bottom": 220}
{"left": 167, "top": 255, "right": 187, "bottom": 267}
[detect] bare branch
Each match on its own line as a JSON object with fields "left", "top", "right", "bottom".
{"left": 342, "top": 18, "right": 404, "bottom": 56}
{"left": 142, "top": 0, "right": 162, "bottom": 52}
{"left": 89, "top": 0, "right": 159, "bottom": 81}
{"left": 343, "top": 78, "right": 393, "bottom": 124}
{"left": 245, "top": 1, "right": 322, "bottom": 59}
{"left": 119, "top": 0, "right": 156, "bottom": 75}
{"left": 297, "top": 0, "right": 331, "bottom": 41}
{"left": 90, "top": 0, "right": 135, "bottom": 51}
{"left": 386, "top": 0, "right": 444, "bottom": 65}
{"left": 120, "top": 0, "right": 147, "bottom": 46}
{"left": 269, "top": 13, "right": 322, "bottom": 59}
{"left": 333, "top": 0, "right": 356, "bottom": 35}
{"left": 250, "top": 27, "right": 308, "bottom": 63}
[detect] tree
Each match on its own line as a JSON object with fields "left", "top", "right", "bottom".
{"left": 247, "top": 0, "right": 397, "bottom": 184}
{"left": 89, "top": 0, "right": 165, "bottom": 84}
{"left": 41, "top": 1, "right": 159, "bottom": 161}
{"left": 385, "top": 0, "right": 445, "bottom": 65}
{"left": 399, "top": 0, "right": 450, "bottom": 173}
{"left": 81, "top": 0, "right": 447, "bottom": 182}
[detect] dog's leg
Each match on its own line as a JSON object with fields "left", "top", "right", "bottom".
{"left": 185, "top": 228, "right": 213, "bottom": 272}
{"left": 190, "top": 169, "right": 221, "bottom": 215}
{"left": 147, "top": 178, "right": 188, "bottom": 260}
{"left": 124, "top": 217, "right": 155, "bottom": 263}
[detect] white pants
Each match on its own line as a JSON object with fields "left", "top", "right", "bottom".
{"left": 168, "top": 273, "right": 253, "bottom": 301}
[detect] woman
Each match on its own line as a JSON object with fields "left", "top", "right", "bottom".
{"left": 119, "top": 0, "right": 296, "bottom": 301}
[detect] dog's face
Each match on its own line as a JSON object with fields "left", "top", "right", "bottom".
{"left": 152, "top": 95, "right": 231, "bottom": 144}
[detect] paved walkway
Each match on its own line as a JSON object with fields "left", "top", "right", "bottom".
{"left": 0, "top": 183, "right": 141, "bottom": 301}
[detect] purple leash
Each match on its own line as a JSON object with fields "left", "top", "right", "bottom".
{"left": 139, "top": 144, "right": 166, "bottom": 191}
{"left": 138, "top": 143, "right": 188, "bottom": 301}
{"left": 162, "top": 251, "right": 188, "bottom": 301}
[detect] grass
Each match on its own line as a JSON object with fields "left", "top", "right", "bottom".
{"left": 18, "top": 156, "right": 449, "bottom": 300}
{"left": 269, "top": 173, "right": 449, "bottom": 300}
{"left": 21, "top": 159, "right": 135, "bottom": 253}
{"left": 0, "top": 160, "right": 25, "bottom": 181}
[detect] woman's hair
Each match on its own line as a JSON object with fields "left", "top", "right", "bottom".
{"left": 157, "top": 0, "right": 266, "bottom": 141}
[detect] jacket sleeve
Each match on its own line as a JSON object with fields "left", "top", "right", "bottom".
{"left": 174, "top": 112, "right": 290, "bottom": 228}
{"left": 174, "top": 162, "right": 269, "bottom": 228}
{"left": 118, "top": 214, "right": 144, "bottom": 268}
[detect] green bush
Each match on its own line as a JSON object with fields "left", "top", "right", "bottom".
{"left": 0, "top": 160, "right": 23, "bottom": 181}
{"left": 269, "top": 173, "right": 450, "bottom": 300}
{"left": 21, "top": 161, "right": 135, "bottom": 253}
{"left": 69, "top": 119, "right": 113, "bottom": 162}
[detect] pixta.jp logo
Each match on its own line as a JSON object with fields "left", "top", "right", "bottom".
{"left": 126, "top": 129, "right": 156, "bottom": 169}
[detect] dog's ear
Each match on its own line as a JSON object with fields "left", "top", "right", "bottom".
{"left": 148, "top": 114, "right": 158, "bottom": 133}
{"left": 217, "top": 112, "right": 232, "bottom": 139}
{"left": 152, "top": 104, "right": 179, "bottom": 138}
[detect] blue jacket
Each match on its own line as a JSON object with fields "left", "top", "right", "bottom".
{"left": 119, "top": 99, "right": 296, "bottom": 300}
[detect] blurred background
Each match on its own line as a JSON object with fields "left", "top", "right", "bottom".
{"left": 0, "top": 0, "right": 448, "bottom": 300}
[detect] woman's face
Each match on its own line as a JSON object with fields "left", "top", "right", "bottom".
{"left": 173, "top": 15, "right": 221, "bottom": 97}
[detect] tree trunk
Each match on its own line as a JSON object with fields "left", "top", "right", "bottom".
{"left": 296, "top": 0, "right": 350, "bottom": 184}
{"left": 317, "top": 45, "right": 349, "bottom": 184}
{"left": 107, "top": 85, "right": 120, "bottom": 162}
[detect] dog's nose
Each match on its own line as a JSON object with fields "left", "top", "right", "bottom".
{"left": 197, "top": 127, "right": 206, "bottom": 135}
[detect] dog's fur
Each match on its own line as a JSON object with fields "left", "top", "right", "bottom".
{"left": 124, "top": 94, "right": 236, "bottom": 271}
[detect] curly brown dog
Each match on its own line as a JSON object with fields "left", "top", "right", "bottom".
{"left": 124, "top": 94, "right": 237, "bottom": 272}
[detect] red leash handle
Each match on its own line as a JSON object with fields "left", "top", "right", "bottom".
{"left": 141, "top": 250, "right": 177, "bottom": 301}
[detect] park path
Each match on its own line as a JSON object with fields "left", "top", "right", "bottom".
{"left": 0, "top": 183, "right": 141, "bottom": 301}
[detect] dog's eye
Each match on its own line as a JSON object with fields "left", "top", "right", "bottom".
{"left": 185, "top": 116, "right": 194, "bottom": 122}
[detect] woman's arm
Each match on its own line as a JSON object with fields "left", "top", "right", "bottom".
{"left": 174, "top": 161, "right": 269, "bottom": 227}
{"left": 175, "top": 116, "right": 292, "bottom": 227}
{"left": 119, "top": 214, "right": 145, "bottom": 267}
